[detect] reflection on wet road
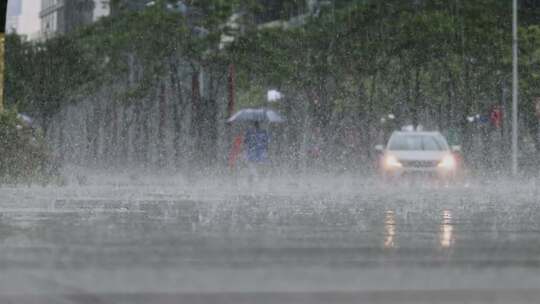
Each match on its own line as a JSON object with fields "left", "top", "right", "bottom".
{"left": 384, "top": 210, "right": 396, "bottom": 249}
{"left": 440, "top": 210, "right": 454, "bottom": 249}
{"left": 0, "top": 179, "right": 539, "bottom": 303}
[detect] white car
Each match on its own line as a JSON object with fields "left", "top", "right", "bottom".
{"left": 376, "top": 131, "right": 460, "bottom": 181}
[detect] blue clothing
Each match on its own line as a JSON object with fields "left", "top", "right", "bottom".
{"left": 244, "top": 128, "right": 269, "bottom": 162}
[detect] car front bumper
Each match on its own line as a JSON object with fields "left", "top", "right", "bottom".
{"left": 383, "top": 166, "right": 456, "bottom": 179}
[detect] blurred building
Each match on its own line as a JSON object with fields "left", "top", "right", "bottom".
{"left": 254, "top": 0, "right": 329, "bottom": 29}
{"left": 520, "top": 0, "right": 540, "bottom": 24}
{"left": 254, "top": 0, "right": 311, "bottom": 24}
{"left": 40, "top": 0, "right": 110, "bottom": 38}
{"left": 110, "top": 0, "right": 190, "bottom": 16}
{"left": 110, "top": 0, "right": 149, "bottom": 15}
{"left": 109, "top": 0, "right": 317, "bottom": 22}
{"left": 0, "top": 0, "right": 5, "bottom": 111}
{"left": 521, "top": 0, "right": 540, "bottom": 8}
{"left": 7, "top": 0, "right": 41, "bottom": 40}
{"left": 6, "top": 0, "right": 21, "bottom": 34}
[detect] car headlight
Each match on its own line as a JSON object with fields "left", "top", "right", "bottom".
{"left": 438, "top": 154, "right": 456, "bottom": 170}
{"left": 384, "top": 154, "right": 402, "bottom": 169}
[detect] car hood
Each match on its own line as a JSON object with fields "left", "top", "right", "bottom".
{"left": 387, "top": 150, "right": 449, "bottom": 161}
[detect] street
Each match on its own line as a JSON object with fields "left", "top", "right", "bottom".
{"left": 0, "top": 175, "right": 538, "bottom": 303}
{"left": 4, "top": 0, "right": 540, "bottom": 303}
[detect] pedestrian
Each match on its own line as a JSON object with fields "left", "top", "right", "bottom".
{"left": 244, "top": 121, "right": 269, "bottom": 183}
{"left": 306, "top": 127, "right": 323, "bottom": 171}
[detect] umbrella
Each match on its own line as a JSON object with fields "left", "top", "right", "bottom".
{"left": 17, "top": 113, "right": 33, "bottom": 126}
{"left": 227, "top": 108, "right": 285, "bottom": 123}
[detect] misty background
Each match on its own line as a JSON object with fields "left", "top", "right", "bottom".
{"left": 3, "top": 0, "right": 540, "bottom": 182}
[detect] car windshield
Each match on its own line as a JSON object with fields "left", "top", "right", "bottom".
{"left": 388, "top": 134, "right": 447, "bottom": 151}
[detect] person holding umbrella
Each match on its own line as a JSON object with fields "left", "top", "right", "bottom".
{"left": 227, "top": 108, "right": 285, "bottom": 183}
{"left": 244, "top": 121, "right": 269, "bottom": 182}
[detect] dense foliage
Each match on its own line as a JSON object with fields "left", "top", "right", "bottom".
{"left": 4, "top": 0, "right": 540, "bottom": 172}
{"left": 232, "top": 1, "right": 540, "bottom": 157}
{"left": 0, "top": 110, "right": 56, "bottom": 184}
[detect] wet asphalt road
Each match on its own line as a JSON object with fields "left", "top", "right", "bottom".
{"left": 0, "top": 176, "right": 539, "bottom": 303}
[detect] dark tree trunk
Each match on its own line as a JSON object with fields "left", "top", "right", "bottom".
{"left": 141, "top": 100, "right": 151, "bottom": 168}
{"left": 133, "top": 101, "right": 145, "bottom": 165}
{"left": 85, "top": 112, "right": 93, "bottom": 164}
{"left": 446, "top": 69, "right": 454, "bottom": 131}
{"left": 190, "top": 68, "right": 201, "bottom": 169}
{"left": 58, "top": 118, "right": 65, "bottom": 164}
{"left": 412, "top": 67, "right": 421, "bottom": 127}
{"left": 119, "top": 104, "right": 130, "bottom": 167}
{"left": 526, "top": 112, "right": 540, "bottom": 172}
{"left": 91, "top": 101, "right": 101, "bottom": 166}
{"left": 102, "top": 102, "right": 112, "bottom": 166}
{"left": 366, "top": 74, "right": 376, "bottom": 160}
{"left": 169, "top": 60, "right": 184, "bottom": 168}
{"left": 403, "top": 67, "right": 412, "bottom": 125}
{"left": 534, "top": 120, "right": 540, "bottom": 170}
{"left": 110, "top": 101, "right": 119, "bottom": 166}
{"left": 199, "top": 74, "right": 219, "bottom": 168}
{"left": 461, "top": 62, "right": 473, "bottom": 164}
{"left": 157, "top": 82, "right": 167, "bottom": 169}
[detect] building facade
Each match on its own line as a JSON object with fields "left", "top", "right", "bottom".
{"left": 110, "top": 0, "right": 149, "bottom": 15}
{"left": 40, "top": 0, "right": 110, "bottom": 38}
{"left": 7, "top": 0, "right": 41, "bottom": 40}
{"left": 6, "top": 0, "right": 22, "bottom": 33}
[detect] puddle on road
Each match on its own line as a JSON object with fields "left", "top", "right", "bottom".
{"left": 440, "top": 210, "right": 455, "bottom": 249}
{"left": 384, "top": 210, "right": 396, "bottom": 249}
{"left": 382, "top": 208, "right": 457, "bottom": 251}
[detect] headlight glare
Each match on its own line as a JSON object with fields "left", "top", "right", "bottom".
{"left": 384, "top": 155, "right": 402, "bottom": 168}
{"left": 438, "top": 154, "right": 456, "bottom": 169}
